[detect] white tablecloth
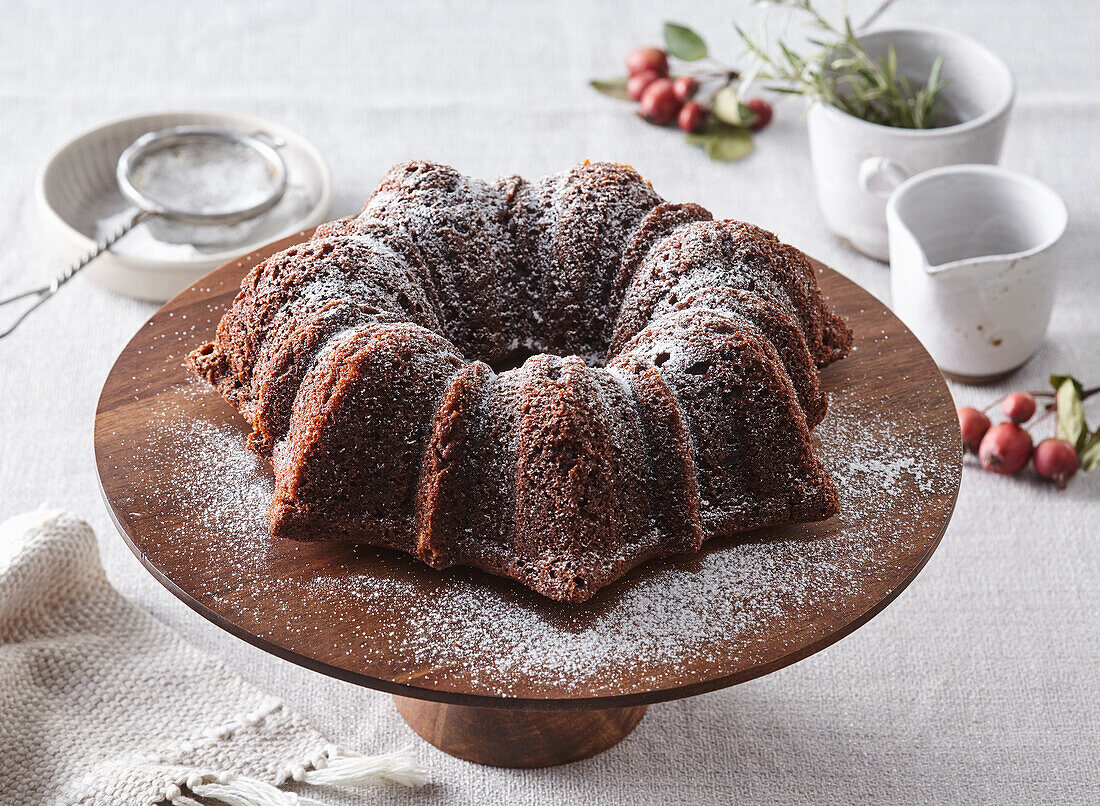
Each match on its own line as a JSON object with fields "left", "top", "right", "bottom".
{"left": 1, "top": 1, "right": 1097, "bottom": 802}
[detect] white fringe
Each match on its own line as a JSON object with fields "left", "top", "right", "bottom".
{"left": 164, "top": 745, "right": 426, "bottom": 805}
{"left": 167, "top": 773, "right": 299, "bottom": 806}
{"left": 164, "top": 746, "right": 427, "bottom": 805}
{"left": 296, "top": 746, "right": 428, "bottom": 788}
{"left": 166, "top": 792, "right": 204, "bottom": 806}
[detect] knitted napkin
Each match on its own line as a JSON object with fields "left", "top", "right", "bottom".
{"left": 0, "top": 509, "right": 427, "bottom": 806}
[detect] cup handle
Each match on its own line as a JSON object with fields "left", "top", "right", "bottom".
{"left": 858, "top": 157, "right": 912, "bottom": 198}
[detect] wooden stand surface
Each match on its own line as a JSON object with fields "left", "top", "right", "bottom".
{"left": 94, "top": 230, "right": 961, "bottom": 767}
{"left": 393, "top": 696, "right": 648, "bottom": 767}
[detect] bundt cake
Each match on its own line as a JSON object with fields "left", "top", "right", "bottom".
{"left": 188, "top": 161, "right": 853, "bottom": 603}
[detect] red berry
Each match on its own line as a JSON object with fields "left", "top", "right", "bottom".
{"left": 957, "top": 406, "right": 992, "bottom": 454}
{"left": 1002, "top": 392, "right": 1037, "bottom": 423}
{"left": 639, "top": 78, "right": 682, "bottom": 125}
{"left": 626, "top": 47, "right": 669, "bottom": 78}
{"left": 627, "top": 69, "right": 661, "bottom": 101}
{"left": 978, "top": 422, "right": 1033, "bottom": 475}
{"left": 677, "top": 101, "right": 707, "bottom": 133}
{"left": 672, "top": 75, "right": 698, "bottom": 102}
{"left": 1033, "top": 439, "right": 1079, "bottom": 489}
{"left": 746, "top": 97, "right": 773, "bottom": 131}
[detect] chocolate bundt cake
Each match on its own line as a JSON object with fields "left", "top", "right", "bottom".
{"left": 188, "top": 161, "right": 853, "bottom": 603}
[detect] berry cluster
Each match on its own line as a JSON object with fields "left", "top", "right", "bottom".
{"left": 958, "top": 391, "right": 1083, "bottom": 488}
{"left": 624, "top": 47, "right": 772, "bottom": 135}
{"left": 591, "top": 25, "right": 772, "bottom": 162}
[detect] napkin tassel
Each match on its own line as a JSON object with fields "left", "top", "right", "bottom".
{"left": 165, "top": 773, "right": 297, "bottom": 806}
{"left": 284, "top": 744, "right": 428, "bottom": 788}
{"left": 163, "top": 745, "right": 427, "bottom": 805}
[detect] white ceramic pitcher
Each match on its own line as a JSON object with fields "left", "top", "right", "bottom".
{"left": 887, "top": 164, "right": 1068, "bottom": 382}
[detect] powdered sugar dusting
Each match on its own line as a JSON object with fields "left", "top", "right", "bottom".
{"left": 98, "top": 160, "right": 957, "bottom": 701}
{"left": 111, "top": 366, "right": 956, "bottom": 700}
{"left": 108, "top": 380, "right": 274, "bottom": 564}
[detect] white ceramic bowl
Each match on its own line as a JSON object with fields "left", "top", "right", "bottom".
{"left": 806, "top": 27, "right": 1014, "bottom": 261}
{"left": 36, "top": 110, "right": 332, "bottom": 301}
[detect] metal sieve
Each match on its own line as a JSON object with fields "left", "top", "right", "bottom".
{"left": 1, "top": 125, "right": 288, "bottom": 339}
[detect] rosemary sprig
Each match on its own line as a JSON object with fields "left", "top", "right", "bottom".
{"left": 736, "top": 0, "right": 948, "bottom": 129}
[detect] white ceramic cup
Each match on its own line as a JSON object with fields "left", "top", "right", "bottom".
{"left": 887, "top": 164, "right": 1068, "bottom": 382}
{"left": 807, "top": 27, "right": 1015, "bottom": 261}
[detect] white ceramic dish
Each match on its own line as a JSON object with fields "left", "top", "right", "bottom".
{"left": 806, "top": 27, "right": 1014, "bottom": 261}
{"left": 36, "top": 110, "right": 332, "bottom": 301}
{"left": 887, "top": 164, "right": 1068, "bottom": 381}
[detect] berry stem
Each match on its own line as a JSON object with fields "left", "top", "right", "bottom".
{"left": 1024, "top": 407, "right": 1056, "bottom": 435}
{"left": 689, "top": 68, "right": 740, "bottom": 80}
{"left": 980, "top": 386, "right": 1100, "bottom": 414}
{"left": 698, "top": 75, "right": 737, "bottom": 107}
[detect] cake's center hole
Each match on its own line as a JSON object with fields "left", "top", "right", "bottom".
{"left": 484, "top": 345, "right": 609, "bottom": 374}
{"left": 486, "top": 346, "right": 541, "bottom": 374}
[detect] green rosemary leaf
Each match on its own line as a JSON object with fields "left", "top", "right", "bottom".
{"left": 736, "top": 0, "right": 950, "bottom": 129}
{"left": 779, "top": 40, "right": 802, "bottom": 69}
{"left": 928, "top": 54, "right": 945, "bottom": 92}
{"left": 843, "top": 14, "right": 858, "bottom": 41}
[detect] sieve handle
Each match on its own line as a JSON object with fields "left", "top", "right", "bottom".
{"left": 0, "top": 209, "right": 147, "bottom": 340}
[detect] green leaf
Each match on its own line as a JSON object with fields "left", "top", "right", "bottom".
{"left": 1054, "top": 376, "right": 1089, "bottom": 451}
{"left": 706, "top": 129, "right": 754, "bottom": 161}
{"left": 711, "top": 86, "right": 741, "bottom": 125}
{"left": 664, "top": 22, "right": 708, "bottom": 61}
{"left": 685, "top": 118, "right": 755, "bottom": 162}
{"left": 1080, "top": 432, "right": 1100, "bottom": 471}
{"left": 701, "top": 129, "right": 754, "bottom": 162}
{"left": 1049, "top": 373, "right": 1082, "bottom": 393}
{"left": 711, "top": 86, "right": 757, "bottom": 127}
{"left": 589, "top": 76, "right": 632, "bottom": 101}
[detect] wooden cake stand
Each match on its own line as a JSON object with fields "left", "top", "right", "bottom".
{"left": 94, "top": 231, "right": 961, "bottom": 768}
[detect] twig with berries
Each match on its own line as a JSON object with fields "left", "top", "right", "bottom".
{"left": 957, "top": 375, "right": 1100, "bottom": 489}
{"left": 590, "top": 23, "right": 773, "bottom": 162}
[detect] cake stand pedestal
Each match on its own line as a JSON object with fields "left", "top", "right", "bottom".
{"left": 393, "top": 697, "right": 648, "bottom": 767}
{"left": 94, "top": 231, "right": 961, "bottom": 768}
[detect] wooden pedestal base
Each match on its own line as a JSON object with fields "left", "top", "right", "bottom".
{"left": 393, "top": 696, "right": 648, "bottom": 768}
